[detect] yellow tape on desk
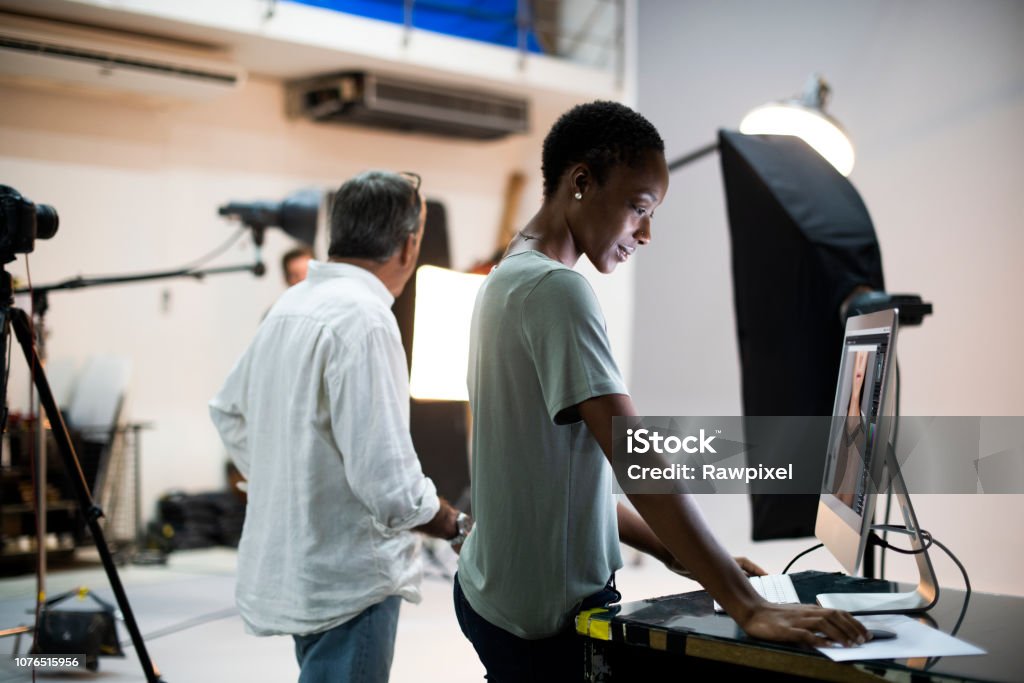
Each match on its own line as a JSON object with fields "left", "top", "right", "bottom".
{"left": 575, "top": 608, "right": 612, "bottom": 641}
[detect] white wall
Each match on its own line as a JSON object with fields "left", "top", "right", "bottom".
{"left": 0, "top": 72, "right": 640, "bottom": 525}
{"left": 634, "top": 0, "right": 1024, "bottom": 595}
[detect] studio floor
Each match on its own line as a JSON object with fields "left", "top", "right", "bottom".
{"left": 0, "top": 542, "right": 707, "bottom": 683}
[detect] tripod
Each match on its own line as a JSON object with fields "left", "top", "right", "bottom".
{"left": 1, "top": 270, "right": 164, "bottom": 683}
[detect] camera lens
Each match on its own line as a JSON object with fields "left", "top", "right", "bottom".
{"left": 35, "top": 204, "right": 59, "bottom": 241}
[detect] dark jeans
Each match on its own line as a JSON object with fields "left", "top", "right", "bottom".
{"left": 453, "top": 573, "right": 619, "bottom": 682}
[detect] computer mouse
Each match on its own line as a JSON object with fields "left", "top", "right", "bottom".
{"left": 868, "top": 628, "right": 897, "bottom": 640}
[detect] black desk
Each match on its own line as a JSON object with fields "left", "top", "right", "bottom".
{"left": 577, "top": 570, "right": 1023, "bottom": 682}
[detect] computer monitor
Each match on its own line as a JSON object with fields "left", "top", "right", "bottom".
{"left": 816, "top": 309, "right": 896, "bottom": 574}
{"left": 814, "top": 309, "right": 939, "bottom": 613}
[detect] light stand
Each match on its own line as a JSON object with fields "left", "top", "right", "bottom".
{"left": 6, "top": 255, "right": 262, "bottom": 678}
{"left": 0, "top": 182, "right": 306, "bottom": 677}
{"left": 1, "top": 269, "right": 165, "bottom": 682}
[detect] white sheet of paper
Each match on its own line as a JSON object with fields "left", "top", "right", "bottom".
{"left": 817, "top": 614, "right": 986, "bottom": 662}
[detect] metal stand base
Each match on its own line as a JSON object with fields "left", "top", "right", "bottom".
{"left": 817, "top": 588, "right": 934, "bottom": 613}
{"left": 816, "top": 452, "right": 939, "bottom": 615}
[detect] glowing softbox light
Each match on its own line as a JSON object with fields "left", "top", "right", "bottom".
{"left": 409, "top": 265, "right": 486, "bottom": 401}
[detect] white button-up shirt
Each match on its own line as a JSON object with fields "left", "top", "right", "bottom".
{"left": 210, "top": 260, "right": 440, "bottom": 636}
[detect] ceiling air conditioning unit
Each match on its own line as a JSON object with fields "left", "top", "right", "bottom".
{"left": 287, "top": 71, "right": 529, "bottom": 140}
{"left": 0, "top": 12, "right": 245, "bottom": 101}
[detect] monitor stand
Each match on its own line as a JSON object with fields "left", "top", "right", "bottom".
{"left": 816, "top": 452, "right": 939, "bottom": 614}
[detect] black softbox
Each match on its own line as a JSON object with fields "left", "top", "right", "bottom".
{"left": 719, "top": 130, "right": 885, "bottom": 539}
{"left": 392, "top": 200, "right": 471, "bottom": 510}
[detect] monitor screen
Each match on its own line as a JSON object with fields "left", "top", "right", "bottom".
{"left": 816, "top": 309, "right": 898, "bottom": 575}
{"left": 824, "top": 335, "right": 890, "bottom": 513}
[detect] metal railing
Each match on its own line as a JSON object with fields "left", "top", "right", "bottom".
{"left": 391, "top": 0, "right": 626, "bottom": 78}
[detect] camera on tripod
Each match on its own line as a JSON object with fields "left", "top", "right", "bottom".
{"left": 0, "top": 185, "right": 59, "bottom": 264}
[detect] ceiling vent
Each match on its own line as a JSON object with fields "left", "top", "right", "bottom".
{"left": 0, "top": 13, "right": 245, "bottom": 101}
{"left": 287, "top": 71, "right": 529, "bottom": 140}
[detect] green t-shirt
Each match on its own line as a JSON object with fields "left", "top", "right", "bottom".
{"left": 457, "top": 251, "right": 627, "bottom": 639}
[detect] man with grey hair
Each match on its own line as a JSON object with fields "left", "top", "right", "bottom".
{"left": 211, "top": 170, "right": 470, "bottom": 682}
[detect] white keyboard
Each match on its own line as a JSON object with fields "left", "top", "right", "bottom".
{"left": 713, "top": 573, "right": 801, "bottom": 613}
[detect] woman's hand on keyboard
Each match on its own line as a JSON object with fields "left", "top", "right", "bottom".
{"left": 734, "top": 557, "right": 766, "bottom": 577}
{"left": 740, "top": 603, "right": 869, "bottom": 648}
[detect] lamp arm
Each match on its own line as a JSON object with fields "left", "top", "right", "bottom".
{"left": 667, "top": 141, "right": 719, "bottom": 172}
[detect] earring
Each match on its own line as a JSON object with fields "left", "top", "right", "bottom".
{"left": 574, "top": 191, "right": 583, "bottom": 200}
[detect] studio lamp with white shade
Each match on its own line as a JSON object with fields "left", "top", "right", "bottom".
{"left": 669, "top": 73, "right": 855, "bottom": 177}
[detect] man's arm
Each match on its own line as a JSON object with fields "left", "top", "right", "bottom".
{"left": 329, "top": 326, "right": 466, "bottom": 539}
{"left": 580, "top": 394, "right": 868, "bottom": 648}
{"left": 415, "top": 500, "right": 458, "bottom": 539}
{"left": 209, "top": 387, "right": 251, "bottom": 477}
{"left": 414, "top": 498, "right": 472, "bottom": 553}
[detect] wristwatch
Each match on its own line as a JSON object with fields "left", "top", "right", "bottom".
{"left": 449, "top": 511, "right": 472, "bottom": 549}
